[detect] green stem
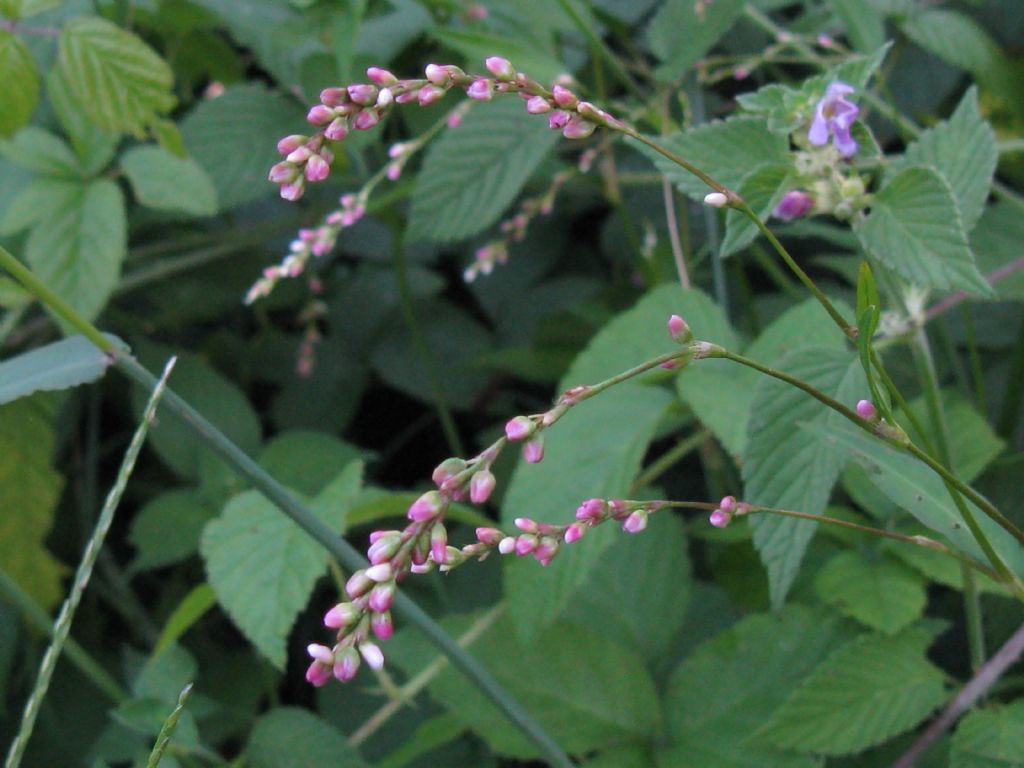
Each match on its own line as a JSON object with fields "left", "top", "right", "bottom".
{"left": 553, "top": 0, "right": 645, "bottom": 99}
{"left": 0, "top": 571, "right": 127, "bottom": 703}
{"left": 962, "top": 305, "right": 987, "bottom": 409}
{"left": 997, "top": 314, "right": 1024, "bottom": 440}
{"left": 623, "top": 130, "right": 730, "bottom": 197}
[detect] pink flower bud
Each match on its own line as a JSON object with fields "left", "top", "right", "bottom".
{"left": 485, "top": 56, "right": 516, "bottom": 81}
{"left": 505, "top": 415, "right": 536, "bottom": 441}
{"left": 498, "top": 536, "right": 516, "bottom": 554}
{"left": 563, "top": 522, "right": 587, "bottom": 543}
{"left": 359, "top": 641, "right": 385, "bottom": 670}
{"left": 353, "top": 110, "right": 380, "bottom": 131}
{"left": 476, "top": 527, "right": 505, "bottom": 546}
{"left": 548, "top": 110, "right": 570, "bottom": 130}
{"left": 306, "top": 660, "right": 331, "bottom": 687}
{"left": 376, "top": 88, "right": 394, "bottom": 108}
{"left": 515, "top": 517, "right": 539, "bottom": 534}
{"left": 622, "top": 510, "right": 648, "bottom": 533}
{"left": 333, "top": 646, "right": 360, "bottom": 681}
{"left": 368, "top": 582, "right": 395, "bottom": 613}
{"left": 432, "top": 457, "right": 467, "bottom": 487}
{"left": 515, "top": 534, "right": 538, "bottom": 556}
{"left": 307, "top": 104, "right": 335, "bottom": 125}
{"left": 347, "top": 84, "right": 379, "bottom": 105}
{"left": 576, "top": 498, "right": 606, "bottom": 522}
{"left": 277, "top": 134, "right": 307, "bottom": 155}
{"left": 345, "top": 569, "right": 374, "bottom": 598}
{"left": 526, "top": 96, "right": 551, "bottom": 114}
{"left": 535, "top": 536, "right": 559, "bottom": 562}
{"left": 268, "top": 161, "right": 298, "bottom": 184}
{"left": 425, "top": 63, "right": 449, "bottom": 85}
{"left": 395, "top": 89, "right": 420, "bottom": 104}
{"left": 320, "top": 87, "right": 349, "bottom": 106}
{"left": 324, "top": 602, "right": 359, "bottom": 629}
{"left": 280, "top": 180, "right": 305, "bottom": 201}
{"left": 365, "top": 563, "right": 393, "bottom": 582}
{"left": 323, "top": 117, "right": 349, "bottom": 141}
{"left": 431, "top": 523, "right": 449, "bottom": 564}
{"left": 367, "top": 67, "right": 398, "bottom": 86}
{"left": 286, "top": 145, "right": 313, "bottom": 164}
{"left": 719, "top": 495, "right": 736, "bottom": 512}
{"left": 304, "top": 154, "right": 330, "bottom": 182}
{"left": 418, "top": 85, "right": 446, "bottom": 106}
{"left": 562, "top": 116, "right": 596, "bottom": 139}
{"left": 307, "top": 643, "right": 334, "bottom": 663}
{"left": 467, "top": 79, "right": 493, "bottom": 100}
{"left": 709, "top": 509, "right": 731, "bottom": 528}
{"left": 523, "top": 435, "right": 545, "bottom": 464}
{"left": 470, "top": 470, "right": 496, "bottom": 504}
{"left": 552, "top": 85, "right": 577, "bottom": 108}
{"left": 856, "top": 399, "right": 878, "bottom": 421}
{"left": 668, "top": 314, "right": 693, "bottom": 343}
{"left": 408, "top": 490, "right": 445, "bottom": 521}
{"left": 371, "top": 611, "right": 394, "bottom": 641}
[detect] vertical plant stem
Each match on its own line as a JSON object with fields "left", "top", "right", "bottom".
{"left": 5, "top": 358, "right": 176, "bottom": 768}
{"left": 997, "top": 314, "right": 1024, "bottom": 440}
{"left": 662, "top": 178, "right": 690, "bottom": 288}
{"left": 687, "top": 81, "right": 728, "bottom": 313}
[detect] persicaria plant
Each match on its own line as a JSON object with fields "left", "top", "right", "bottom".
{"left": 2, "top": 2, "right": 1024, "bottom": 767}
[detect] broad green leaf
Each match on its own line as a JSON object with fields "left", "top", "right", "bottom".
{"left": 0, "top": 178, "right": 80, "bottom": 235}
{"left": 58, "top": 17, "right": 175, "bottom": 136}
{"left": 647, "top": 0, "right": 744, "bottom": 82}
{"left": 0, "top": 398, "right": 64, "bottom": 609}
{"left": 900, "top": 9, "right": 1009, "bottom": 88}
{"left": 904, "top": 390, "right": 1004, "bottom": 483}
{"left": 45, "top": 67, "right": 119, "bottom": 175}
{"left": 200, "top": 461, "right": 363, "bottom": 668}
{"left": 181, "top": 84, "right": 305, "bottom": 209}
{"left": 355, "top": 0, "right": 431, "bottom": 63}
{"left": 854, "top": 167, "right": 991, "bottom": 296}
{"left": 503, "top": 284, "right": 695, "bottom": 640}
{"left": 0, "top": 0, "right": 63, "bottom": 18}
{"left": 120, "top": 146, "right": 217, "bottom": 216}
{"left": 408, "top": 99, "right": 560, "bottom": 242}
{"left": 814, "top": 550, "right": 926, "bottom": 634}
{"left": 898, "top": 87, "right": 996, "bottom": 232}
{"left": 154, "top": 584, "right": 217, "bottom": 654}
{"left": 429, "top": 27, "right": 568, "bottom": 85}
{"left": 129, "top": 489, "right": 216, "bottom": 572}
{"left": 972, "top": 203, "right": 1024, "bottom": 301}
{"left": 132, "top": 342, "right": 261, "bottom": 481}
{"left": 392, "top": 615, "right": 661, "bottom": 758}
{"left": 743, "top": 347, "right": 868, "bottom": 605}
{"left": 0, "top": 335, "right": 113, "bottom": 405}
{"left": 376, "top": 713, "right": 466, "bottom": 768}
{"left": 26, "top": 177, "right": 126, "bottom": 322}
{"left": 721, "top": 163, "right": 794, "bottom": 257}
{"left": 761, "top": 628, "right": 947, "bottom": 755}
{"left": 816, "top": 423, "right": 1024, "bottom": 580}
{"left": 634, "top": 118, "right": 789, "bottom": 199}
{"left": 248, "top": 708, "right": 369, "bottom": 768}
{"left": 950, "top": 700, "right": 1024, "bottom": 768}
{"left": 259, "top": 431, "right": 363, "bottom": 497}
{"left": 1, "top": 127, "right": 82, "bottom": 177}
{"left": 830, "top": 0, "right": 885, "bottom": 53}
{"left": 0, "top": 30, "right": 39, "bottom": 138}
{"left": 658, "top": 606, "right": 848, "bottom": 768}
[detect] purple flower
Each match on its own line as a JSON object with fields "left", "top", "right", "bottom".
{"left": 773, "top": 190, "right": 814, "bottom": 221}
{"left": 808, "top": 82, "right": 859, "bottom": 157}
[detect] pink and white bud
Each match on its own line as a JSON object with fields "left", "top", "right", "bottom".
{"left": 430, "top": 523, "right": 449, "bottom": 564}
{"left": 320, "top": 87, "right": 349, "bottom": 106}
{"left": 552, "top": 85, "right": 577, "bottom": 108}
{"left": 286, "top": 145, "right": 313, "bottom": 164}
{"left": 515, "top": 534, "right": 539, "bottom": 556}
{"left": 498, "top": 536, "right": 516, "bottom": 554}
{"left": 719, "top": 495, "right": 737, "bottom": 512}
{"left": 418, "top": 85, "right": 446, "bottom": 106}
{"left": 523, "top": 435, "right": 545, "bottom": 464}
{"left": 395, "top": 89, "right": 420, "bottom": 104}
{"left": 347, "top": 84, "right": 379, "bottom": 105}
{"left": 576, "top": 498, "right": 606, "bottom": 522}
{"left": 307, "top": 643, "right": 334, "bottom": 663}
{"left": 324, "top": 117, "right": 349, "bottom": 141}
{"left": 368, "top": 582, "right": 396, "bottom": 613}
{"left": 280, "top": 180, "right": 305, "bottom": 201}
{"left": 359, "top": 641, "right": 385, "bottom": 670}
{"left": 307, "top": 104, "right": 335, "bottom": 125}
{"left": 535, "top": 536, "right": 560, "bottom": 562}
{"left": 505, "top": 415, "right": 536, "bottom": 441}
{"left": 856, "top": 399, "right": 878, "bottom": 421}
{"left": 306, "top": 660, "right": 332, "bottom": 687}
{"left": 432, "top": 457, "right": 467, "bottom": 487}
{"left": 467, "top": 79, "right": 493, "bottom": 100}
{"left": 371, "top": 611, "right": 394, "bottom": 641}
{"left": 425, "top": 63, "right": 449, "bottom": 85}
{"left": 323, "top": 602, "right": 360, "bottom": 629}
{"left": 376, "top": 88, "right": 394, "bottom": 108}
{"left": 268, "top": 161, "right": 298, "bottom": 184}
{"left": 514, "top": 517, "right": 539, "bottom": 534}
{"left": 345, "top": 569, "right": 374, "bottom": 598}
{"left": 353, "top": 110, "right": 380, "bottom": 131}
{"left": 704, "top": 192, "right": 728, "bottom": 208}
{"left": 668, "top": 314, "right": 693, "bottom": 343}
{"left": 304, "top": 154, "right": 330, "bottom": 182}
{"left": 485, "top": 56, "right": 516, "bottom": 81}
{"left": 408, "top": 490, "right": 445, "bottom": 521}
{"left": 562, "top": 116, "right": 596, "bottom": 140}
{"left": 526, "top": 96, "right": 551, "bottom": 114}
{"left": 365, "top": 563, "right": 394, "bottom": 582}
{"left": 470, "top": 470, "right": 497, "bottom": 504}
{"left": 333, "top": 646, "right": 360, "bottom": 681}
{"left": 709, "top": 509, "right": 731, "bottom": 528}
{"left": 563, "top": 522, "right": 587, "bottom": 543}
{"left": 367, "top": 533, "right": 401, "bottom": 564}
{"left": 622, "top": 509, "right": 648, "bottom": 533}
{"left": 548, "top": 111, "right": 571, "bottom": 130}
{"left": 476, "top": 527, "right": 505, "bottom": 546}
{"left": 277, "top": 134, "right": 307, "bottom": 155}
{"left": 367, "top": 67, "right": 398, "bottom": 86}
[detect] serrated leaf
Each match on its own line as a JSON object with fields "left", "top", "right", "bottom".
{"left": 181, "top": 84, "right": 305, "bottom": 209}
{"left": 26, "top": 177, "right": 126, "bottom": 322}
{"left": 761, "top": 628, "right": 947, "bottom": 755}
{"left": 201, "top": 461, "right": 363, "bottom": 668}
{"left": 854, "top": 167, "right": 991, "bottom": 296}
{"left": 248, "top": 708, "right": 369, "bottom": 768}
{"left": 951, "top": 700, "right": 1024, "bottom": 768}
{"left": 904, "top": 390, "right": 1004, "bottom": 483}
{"left": 814, "top": 551, "right": 926, "bottom": 633}
{"left": 408, "top": 99, "right": 560, "bottom": 242}
{"left": 658, "top": 606, "right": 847, "bottom": 768}
{"left": 58, "top": 17, "right": 175, "bottom": 136}
{"left": 633, "top": 118, "right": 789, "bottom": 199}
{"left": 120, "top": 146, "right": 217, "bottom": 216}
{"left": 0, "top": 398, "right": 65, "bottom": 609}
{"left": 896, "top": 88, "right": 996, "bottom": 232}
{"left": 721, "top": 163, "right": 795, "bottom": 257}
{"left": 0, "top": 30, "right": 39, "bottom": 138}
{"left": 972, "top": 203, "right": 1024, "bottom": 301}
{"left": 259, "top": 431, "right": 363, "bottom": 497}
{"left": 0, "top": 335, "right": 113, "bottom": 405}
{"left": 1, "top": 126, "right": 82, "bottom": 177}
{"left": 647, "top": 0, "right": 744, "bottom": 82}
{"left": 129, "top": 489, "right": 216, "bottom": 572}
{"left": 0, "top": 178, "right": 80, "bottom": 235}
{"left": 503, "top": 285, "right": 698, "bottom": 640}
{"left": 45, "top": 67, "right": 119, "bottom": 175}
{"left": 743, "top": 347, "right": 867, "bottom": 605}
{"left": 391, "top": 615, "right": 660, "bottom": 758}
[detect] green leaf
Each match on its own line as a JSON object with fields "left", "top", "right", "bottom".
{"left": 0, "top": 179, "right": 77, "bottom": 236}
{"left": 429, "top": 26, "right": 569, "bottom": 85}
{"left": 0, "top": 30, "right": 39, "bottom": 138}
{"left": 408, "top": 99, "right": 560, "bottom": 242}
{"left": 972, "top": 203, "right": 1024, "bottom": 301}
{"left": 743, "top": 347, "right": 868, "bottom": 605}
{"left": 0, "top": 398, "right": 65, "bottom": 609}
{"left": 154, "top": 584, "right": 217, "bottom": 655}
{"left": 854, "top": 167, "right": 991, "bottom": 296}
{"left": 830, "top": 0, "right": 885, "bottom": 53}
{"left": 721, "top": 163, "right": 794, "bottom": 257}
{"left": 0, "top": 335, "right": 113, "bottom": 405}
{"left": 376, "top": 713, "right": 466, "bottom": 768}
{"left": 133, "top": 644, "right": 197, "bottom": 704}
{"left": 658, "top": 606, "right": 848, "bottom": 768}
{"left": 26, "top": 177, "right": 126, "bottom": 322}
{"left": 200, "top": 461, "right": 362, "bottom": 668}
{"left": 392, "top": 615, "right": 661, "bottom": 758}
{"left": 181, "top": 84, "right": 305, "bottom": 209}
{"left": 950, "top": 700, "right": 1024, "bottom": 768}
{"left": 900, "top": 9, "right": 1008, "bottom": 87}
{"left": 1, "top": 127, "right": 83, "bottom": 177}
{"left": 634, "top": 118, "right": 789, "bottom": 200}
{"left": 259, "top": 431, "right": 363, "bottom": 497}
{"left": 0, "top": 0, "right": 63, "bottom": 19}
{"left": 647, "top": 0, "right": 744, "bottom": 82}
{"left": 248, "top": 708, "right": 369, "bottom": 768}
{"left": 503, "top": 284, "right": 695, "bottom": 640}
{"left": 45, "top": 67, "right": 119, "bottom": 175}
{"left": 58, "top": 17, "right": 175, "bottom": 136}
{"left": 761, "top": 628, "right": 948, "bottom": 755}
{"left": 120, "top": 146, "right": 218, "bottom": 216}
{"left": 903, "top": 390, "right": 1004, "bottom": 483}
{"left": 897, "top": 87, "right": 996, "bottom": 232}
{"left": 129, "top": 489, "right": 216, "bottom": 572}
{"left": 814, "top": 551, "right": 927, "bottom": 634}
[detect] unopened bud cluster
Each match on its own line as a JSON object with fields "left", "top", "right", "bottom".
{"left": 708, "top": 495, "right": 751, "bottom": 528}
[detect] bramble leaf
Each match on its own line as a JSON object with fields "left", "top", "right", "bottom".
{"left": 0, "top": 30, "right": 39, "bottom": 138}
{"left": 120, "top": 146, "right": 218, "bottom": 216}
{"left": 814, "top": 550, "right": 926, "bottom": 634}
